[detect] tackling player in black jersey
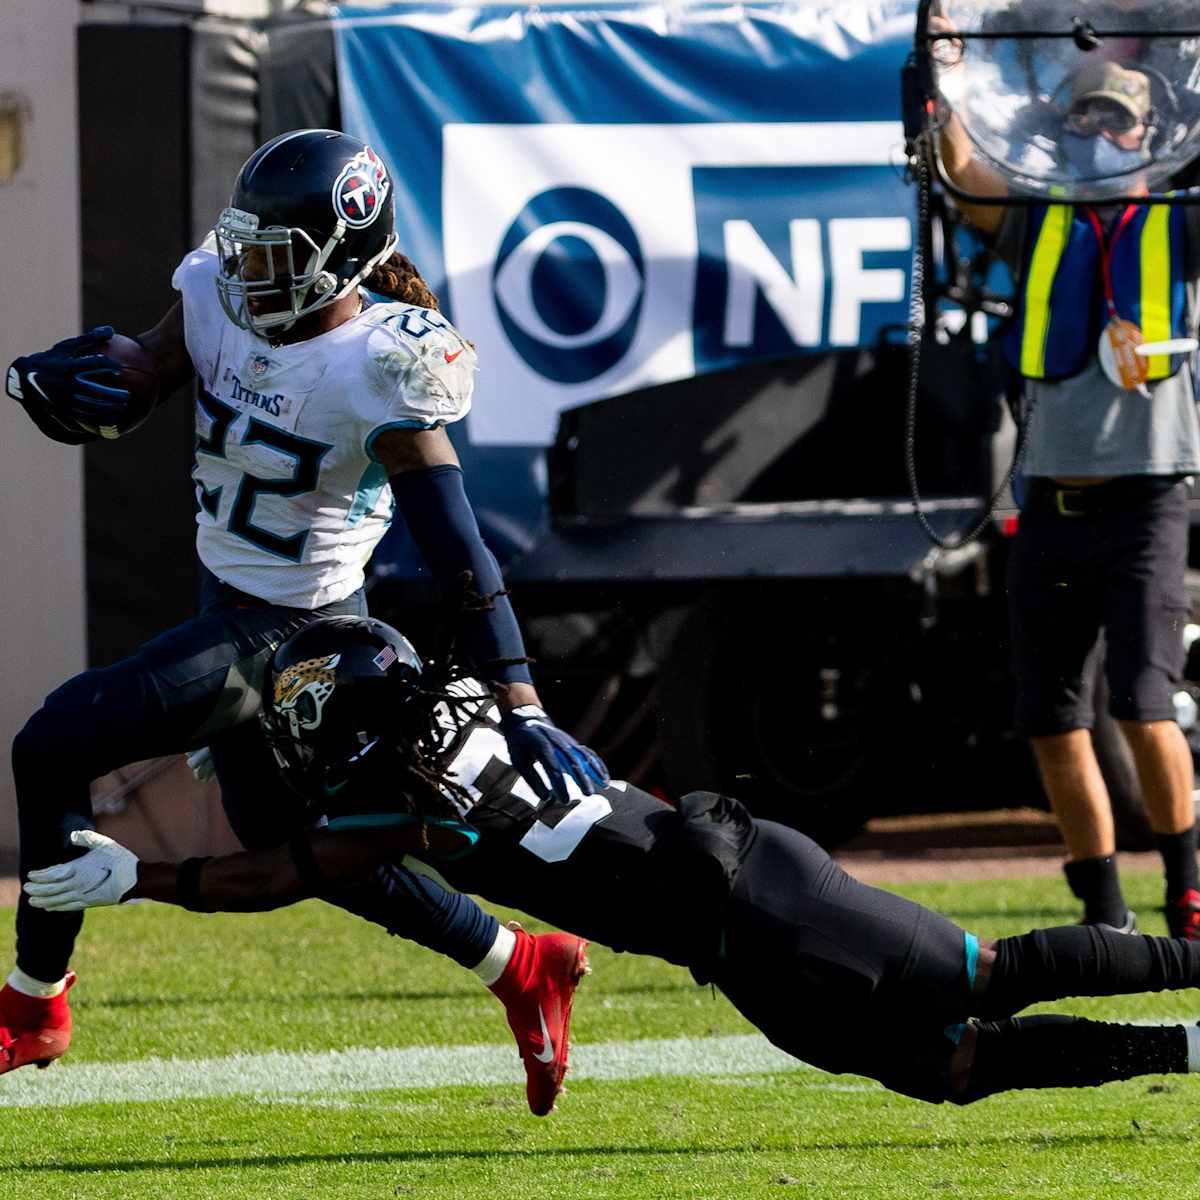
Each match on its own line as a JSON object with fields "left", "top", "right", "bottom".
{"left": 27, "top": 616, "right": 1200, "bottom": 1106}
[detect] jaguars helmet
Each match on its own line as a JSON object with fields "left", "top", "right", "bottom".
{"left": 214, "top": 129, "right": 400, "bottom": 335}
{"left": 260, "top": 616, "right": 423, "bottom": 804}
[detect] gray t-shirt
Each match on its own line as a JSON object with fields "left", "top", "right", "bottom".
{"left": 996, "top": 206, "right": 1200, "bottom": 478}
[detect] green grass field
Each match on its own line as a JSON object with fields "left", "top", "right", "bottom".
{"left": 1, "top": 868, "right": 1199, "bottom": 1200}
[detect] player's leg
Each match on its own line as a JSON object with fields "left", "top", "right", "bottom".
{"left": 211, "top": 724, "right": 587, "bottom": 1116}
{"left": 712, "top": 822, "right": 1200, "bottom": 1103}
{"left": 972, "top": 922, "right": 1200, "bottom": 1019}
{"left": 1008, "top": 499, "right": 1130, "bottom": 928}
{"left": 719, "top": 818, "right": 980, "bottom": 1021}
{"left": 706, "top": 816, "right": 983, "bottom": 1100}
{"left": 3, "top": 581, "right": 313, "bottom": 1071}
{"left": 333, "top": 866, "right": 589, "bottom": 1116}
{"left": 950, "top": 1013, "right": 1198, "bottom": 1102}
{"left": 1102, "top": 480, "right": 1199, "bottom": 937}
{"left": 11, "top": 604, "right": 308, "bottom": 977}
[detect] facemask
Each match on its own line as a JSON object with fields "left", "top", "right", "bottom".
{"left": 1061, "top": 131, "right": 1150, "bottom": 179}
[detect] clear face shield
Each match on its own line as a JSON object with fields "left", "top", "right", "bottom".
{"left": 213, "top": 207, "right": 343, "bottom": 335}
{"left": 922, "top": 0, "right": 1200, "bottom": 203}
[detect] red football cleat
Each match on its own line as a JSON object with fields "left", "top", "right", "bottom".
{"left": 1167, "top": 889, "right": 1200, "bottom": 941}
{"left": 0, "top": 971, "right": 76, "bottom": 1075}
{"left": 490, "top": 925, "right": 589, "bottom": 1116}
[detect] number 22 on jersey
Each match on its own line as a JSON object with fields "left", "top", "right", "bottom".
{"left": 194, "top": 387, "right": 332, "bottom": 561}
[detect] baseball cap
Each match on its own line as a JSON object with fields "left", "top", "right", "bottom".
{"left": 1068, "top": 60, "right": 1152, "bottom": 121}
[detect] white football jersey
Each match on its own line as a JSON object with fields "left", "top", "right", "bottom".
{"left": 172, "top": 243, "right": 478, "bottom": 608}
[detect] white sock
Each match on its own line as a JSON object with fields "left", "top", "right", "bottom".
{"left": 1186, "top": 1026, "right": 1200, "bottom": 1072}
{"left": 472, "top": 923, "right": 517, "bottom": 988}
{"left": 7, "top": 966, "right": 66, "bottom": 999}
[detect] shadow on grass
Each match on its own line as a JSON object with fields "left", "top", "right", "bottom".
{"left": 5, "top": 1130, "right": 1190, "bottom": 1176}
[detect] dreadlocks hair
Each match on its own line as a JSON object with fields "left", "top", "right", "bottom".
{"left": 386, "top": 571, "right": 535, "bottom": 829}
{"left": 364, "top": 251, "right": 440, "bottom": 311}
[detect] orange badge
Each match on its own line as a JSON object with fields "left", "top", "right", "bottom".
{"left": 1098, "top": 318, "right": 1149, "bottom": 392}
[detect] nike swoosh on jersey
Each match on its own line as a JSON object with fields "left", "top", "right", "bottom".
{"left": 531, "top": 1004, "right": 556, "bottom": 1064}
{"left": 444, "top": 349, "right": 464, "bottom": 364}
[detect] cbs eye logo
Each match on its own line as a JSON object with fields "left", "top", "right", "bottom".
{"left": 491, "top": 187, "right": 645, "bottom": 384}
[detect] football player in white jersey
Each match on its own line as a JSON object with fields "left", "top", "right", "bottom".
{"left": 1, "top": 130, "right": 605, "bottom": 1112}
{"left": 30, "top": 614, "right": 1200, "bottom": 1110}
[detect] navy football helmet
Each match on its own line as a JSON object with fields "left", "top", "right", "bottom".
{"left": 214, "top": 129, "right": 399, "bottom": 335}
{"left": 260, "top": 616, "right": 423, "bottom": 803}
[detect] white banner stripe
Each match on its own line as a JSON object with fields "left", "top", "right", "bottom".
{"left": 0, "top": 1034, "right": 809, "bottom": 1109}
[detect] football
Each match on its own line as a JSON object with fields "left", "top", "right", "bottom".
{"left": 92, "top": 332, "right": 160, "bottom": 439}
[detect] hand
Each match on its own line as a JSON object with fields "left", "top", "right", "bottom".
{"left": 927, "top": 12, "right": 963, "bottom": 68}
{"left": 186, "top": 746, "right": 216, "bottom": 783}
{"left": 499, "top": 705, "right": 610, "bottom": 803}
{"left": 23, "top": 830, "right": 139, "bottom": 912}
{"left": 6, "top": 326, "right": 132, "bottom": 441}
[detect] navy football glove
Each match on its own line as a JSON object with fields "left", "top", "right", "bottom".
{"left": 6, "top": 326, "right": 131, "bottom": 444}
{"left": 499, "top": 705, "right": 610, "bottom": 804}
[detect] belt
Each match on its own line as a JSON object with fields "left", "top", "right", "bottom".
{"left": 1028, "top": 476, "right": 1186, "bottom": 518}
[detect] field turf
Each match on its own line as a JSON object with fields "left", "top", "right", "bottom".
{"left": 1, "top": 869, "right": 1198, "bottom": 1199}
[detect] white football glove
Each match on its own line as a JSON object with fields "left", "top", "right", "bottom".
{"left": 186, "top": 746, "right": 216, "bottom": 782}
{"left": 23, "top": 830, "right": 139, "bottom": 912}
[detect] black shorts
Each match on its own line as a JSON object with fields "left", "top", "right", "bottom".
{"left": 1007, "top": 476, "right": 1190, "bottom": 736}
{"left": 709, "top": 821, "right": 976, "bottom": 1103}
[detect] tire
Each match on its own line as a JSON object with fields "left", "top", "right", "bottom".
{"left": 656, "top": 588, "right": 896, "bottom": 848}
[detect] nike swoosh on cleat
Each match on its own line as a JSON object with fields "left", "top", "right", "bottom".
{"left": 444, "top": 349, "right": 463, "bottom": 363}
{"left": 531, "top": 1005, "right": 556, "bottom": 1064}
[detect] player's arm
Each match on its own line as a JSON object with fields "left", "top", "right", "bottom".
{"left": 377, "top": 426, "right": 538, "bottom": 709}
{"left": 377, "top": 425, "right": 608, "bottom": 801}
{"left": 21, "top": 825, "right": 469, "bottom": 915}
{"left": 136, "top": 300, "right": 196, "bottom": 397}
{"left": 5, "top": 302, "right": 194, "bottom": 444}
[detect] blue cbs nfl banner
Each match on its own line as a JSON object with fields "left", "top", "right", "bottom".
{"left": 335, "top": 2, "right": 918, "bottom": 454}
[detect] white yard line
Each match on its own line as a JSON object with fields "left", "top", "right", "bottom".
{"left": 4, "top": 1017, "right": 1190, "bottom": 1109}
{"left": 0, "top": 1033, "right": 810, "bottom": 1109}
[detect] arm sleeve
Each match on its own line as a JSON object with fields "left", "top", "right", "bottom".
{"left": 389, "top": 464, "right": 533, "bottom": 686}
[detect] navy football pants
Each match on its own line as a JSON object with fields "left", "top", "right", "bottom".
{"left": 11, "top": 568, "right": 496, "bottom": 982}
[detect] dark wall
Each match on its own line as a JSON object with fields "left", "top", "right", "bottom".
{"left": 78, "top": 24, "right": 198, "bottom": 666}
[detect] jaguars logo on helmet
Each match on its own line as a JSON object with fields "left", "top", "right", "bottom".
{"left": 273, "top": 652, "right": 341, "bottom": 741}
{"left": 260, "top": 616, "right": 423, "bottom": 803}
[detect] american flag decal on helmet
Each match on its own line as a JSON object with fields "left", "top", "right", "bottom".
{"left": 372, "top": 645, "right": 398, "bottom": 672}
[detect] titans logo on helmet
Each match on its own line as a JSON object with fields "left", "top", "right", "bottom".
{"left": 332, "top": 147, "right": 391, "bottom": 229}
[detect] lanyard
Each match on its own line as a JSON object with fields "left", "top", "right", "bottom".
{"left": 1083, "top": 204, "right": 1140, "bottom": 320}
